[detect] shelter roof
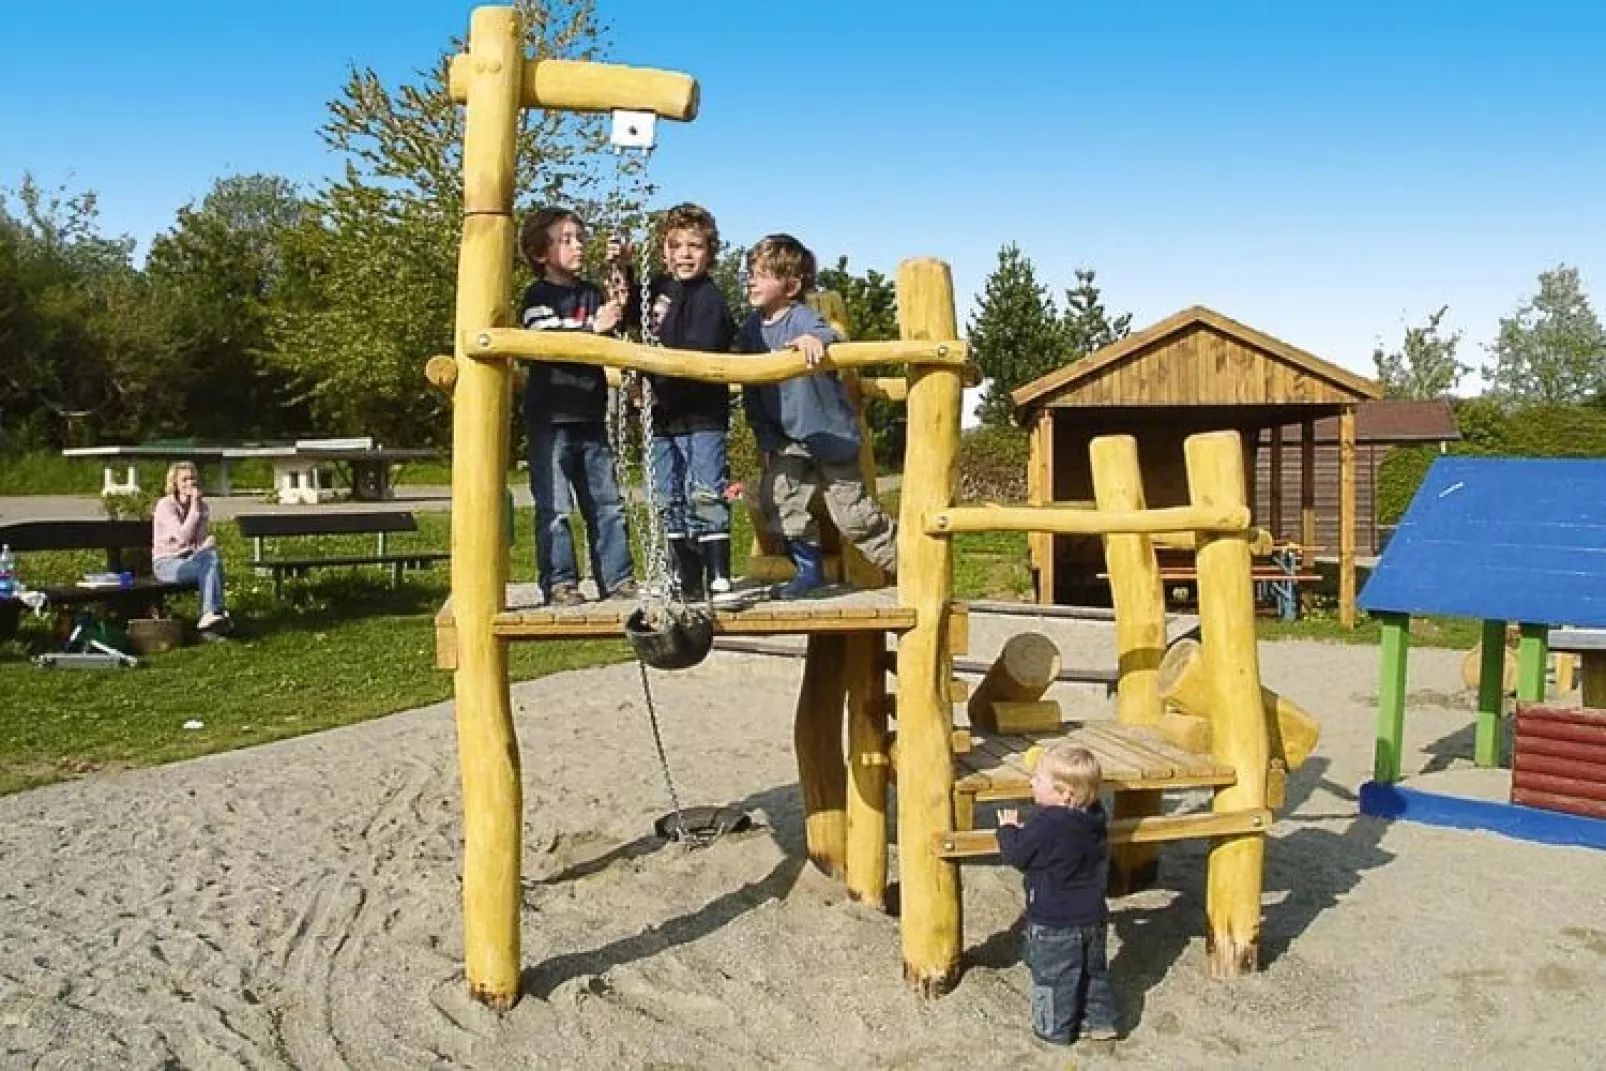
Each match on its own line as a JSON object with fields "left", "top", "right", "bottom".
{"left": 1266, "top": 400, "right": 1461, "bottom": 445}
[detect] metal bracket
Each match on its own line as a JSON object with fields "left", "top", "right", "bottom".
{"left": 609, "top": 109, "right": 657, "bottom": 151}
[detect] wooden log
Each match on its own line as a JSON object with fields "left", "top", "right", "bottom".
{"left": 926, "top": 503, "right": 1251, "bottom": 538}
{"left": 1152, "top": 528, "right": 1276, "bottom": 556}
{"left": 812, "top": 290, "right": 889, "bottom": 592}
{"left": 448, "top": 56, "right": 699, "bottom": 119}
{"left": 425, "top": 354, "right": 458, "bottom": 394}
{"left": 1159, "top": 638, "right": 1321, "bottom": 772}
{"left": 1090, "top": 434, "right": 1166, "bottom": 896}
{"left": 1155, "top": 710, "right": 1213, "bottom": 753}
{"left": 1556, "top": 653, "right": 1579, "bottom": 694}
{"left": 1299, "top": 419, "right": 1316, "bottom": 572}
{"left": 1514, "top": 734, "right": 1606, "bottom": 767}
{"left": 844, "top": 632, "right": 889, "bottom": 909}
{"left": 991, "top": 700, "right": 1063, "bottom": 735}
{"left": 1510, "top": 787, "right": 1606, "bottom": 819}
{"left": 1515, "top": 704, "right": 1606, "bottom": 729}
{"left": 1513, "top": 751, "right": 1606, "bottom": 782}
{"left": 1511, "top": 770, "right": 1606, "bottom": 803}
{"left": 1338, "top": 406, "right": 1357, "bottom": 628}
{"left": 935, "top": 808, "right": 1274, "bottom": 859}
{"left": 1027, "top": 410, "right": 1054, "bottom": 605}
{"left": 467, "top": 328, "right": 966, "bottom": 379}
{"left": 1513, "top": 717, "right": 1606, "bottom": 747}
{"left": 1184, "top": 431, "right": 1269, "bottom": 980}
{"left": 966, "top": 632, "right": 1061, "bottom": 734}
{"left": 892, "top": 258, "right": 964, "bottom": 997}
{"left": 795, "top": 634, "right": 849, "bottom": 878}
{"left": 1268, "top": 424, "right": 1284, "bottom": 540}
{"left": 451, "top": 6, "right": 524, "bottom": 1010}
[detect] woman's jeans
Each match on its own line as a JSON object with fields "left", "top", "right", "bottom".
{"left": 154, "top": 548, "right": 226, "bottom": 616}
{"left": 528, "top": 422, "right": 634, "bottom": 597}
{"left": 1024, "top": 921, "right": 1117, "bottom": 1043}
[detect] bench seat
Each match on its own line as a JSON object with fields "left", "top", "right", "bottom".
{"left": 235, "top": 511, "right": 448, "bottom": 597}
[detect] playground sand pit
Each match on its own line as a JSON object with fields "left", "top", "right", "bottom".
{"left": 3, "top": 638, "right": 1604, "bottom": 1069}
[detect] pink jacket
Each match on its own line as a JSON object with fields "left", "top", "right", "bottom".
{"left": 152, "top": 496, "right": 211, "bottom": 561}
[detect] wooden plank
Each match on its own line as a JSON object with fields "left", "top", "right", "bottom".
{"left": 1511, "top": 787, "right": 1606, "bottom": 820}
{"left": 1515, "top": 704, "right": 1606, "bottom": 729}
{"left": 1513, "top": 752, "right": 1606, "bottom": 782}
{"left": 991, "top": 700, "right": 1062, "bottom": 735}
{"left": 1076, "top": 723, "right": 1176, "bottom": 779}
{"left": 934, "top": 808, "right": 1273, "bottom": 859}
{"left": 1511, "top": 717, "right": 1606, "bottom": 747}
{"left": 1514, "top": 734, "right": 1606, "bottom": 767}
{"left": 1512, "top": 770, "right": 1606, "bottom": 803}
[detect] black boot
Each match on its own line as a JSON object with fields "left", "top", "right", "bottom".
{"left": 668, "top": 535, "right": 704, "bottom": 602}
{"left": 700, "top": 534, "right": 733, "bottom": 597}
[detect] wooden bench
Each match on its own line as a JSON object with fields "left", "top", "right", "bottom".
{"left": 0, "top": 519, "right": 196, "bottom": 641}
{"left": 235, "top": 511, "right": 449, "bottom": 597}
{"left": 1103, "top": 544, "right": 1321, "bottom": 620}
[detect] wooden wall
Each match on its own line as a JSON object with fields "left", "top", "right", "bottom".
{"left": 1253, "top": 441, "right": 1385, "bottom": 555}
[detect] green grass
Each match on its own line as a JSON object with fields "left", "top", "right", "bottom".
{"left": 1256, "top": 608, "right": 1482, "bottom": 649}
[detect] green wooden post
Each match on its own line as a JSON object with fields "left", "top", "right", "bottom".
{"left": 1516, "top": 622, "right": 1549, "bottom": 706}
{"left": 1375, "top": 612, "right": 1411, "bottom": 783}
{"left": 1475, "top": 618, "right": 1507, "bottom": 768}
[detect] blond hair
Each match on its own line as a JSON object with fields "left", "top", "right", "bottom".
{"left": 746, "top": 233, "right": 816, "bottom": 295}
{"left": 1036, "top": 743, "right": 1102, "bottom": 808}
{"left": 163, "top": 461, "right": 199, "bottom": 498}
{"left": 660, "top": 202, "right": 719, "bottom": 253}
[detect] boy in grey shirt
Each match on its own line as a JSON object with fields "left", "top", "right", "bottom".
{"left": 739, "top": 234, "right": 898, "bottom": 597}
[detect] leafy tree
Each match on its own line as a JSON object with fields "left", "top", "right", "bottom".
{"left": 273, "top": 0, "right": 647, "bottom": 446}
{"left": 1059, "top": 268, "right": 1130, "bottom": 361}
{"left": 1483, "top": 265, "right": 1606, "bottom": 405}
{"left": 1372, "top": 305, "right": 1467, "bottom": 399}
{"left": 966, "top": 243, "right": 1060, "bottom": 426}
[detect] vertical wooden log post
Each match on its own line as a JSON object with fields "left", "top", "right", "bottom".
{"left": 451, "top": 6, "right": 523, "bottom": 1010}
{"left": 795, "top": 634, "right": 850, "bottom": 877}
{"left": 1375, "top": 613, "right": 1412, "bottom": 783}
{"left": 1268, "top": 424, "right": 1284, "bottom": 540}
{"left": 1089, "top": 435, "right": 1166, "bottom": 894}
{"left": 894, "top": 258, "right": 964, "bottom": 996}
{"left": 1338, "top": 406, "right": 1357, "bottom": 628}
{"left": 1183, "top": 431, "right": 1269, "bottom": 979}
{"left": 1475, "top": 618, "right": 1508, "bottom": 768}
{"left": 844, "top": 632, "right": 889, "bottom": 907}
{"left": 1299, "top": 418, "right": 1317, "bottom": 573}
{"left": 1029, "top": 409, "right": 1056, "bottom": 605}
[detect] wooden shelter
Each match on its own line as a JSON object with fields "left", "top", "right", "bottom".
{"left": 1012, "top": 306, "right": 1383, "bottom": 626}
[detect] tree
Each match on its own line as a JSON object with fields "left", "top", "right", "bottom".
{"left": 966, "top": 243, "right": 1061, "bottom": 426}
{"left": 1059, "top": 268, "right": 1130, "bottom": 361}
{"left": 1372, "top": 305, "right": 1467, "bottom": 399}
{"left": 1483, "top": 265, "right": 1606, "bottom": 405}
{"left": 272, "top": 0, "right": 647, "bottom": 445}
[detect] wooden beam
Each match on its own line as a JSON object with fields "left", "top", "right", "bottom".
{"left": 1375, "top": 613, "right": 1411, "bottom": 782}
{"left": 796, "top": 634, "right": 849, "bottom": 878}
{"left": 967, "top": 632, "right": 1060, "bottom": 733}
{"left": 448, "top": 56, "right": 699, "bottom": 120}
{"left": 926, "top": 503, "right": 1251, "bottom": 538}
{"left": 1338, "top": 406, "right": 1357, "bottom": 628}
{"left": 845, "top": 633, "right": 889, "bottom": 908}
{"left": 1268, "top": 424, "right": 1284, "bottom": 540}
{"left": 466, "top": 328, "right": 965, "bottom": 380}
{"left": 1300, "top": 418, "right": 1316, "bottom": 571}
{"left": 935, "top": 808, "right": 1274, "bottom": 859}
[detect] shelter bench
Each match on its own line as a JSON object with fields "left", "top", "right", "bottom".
{"left": 235, "top": 511, "right": 449, "bottom": 598}
{"left": 0, "top": 519, "right": 196, "bottom": 641}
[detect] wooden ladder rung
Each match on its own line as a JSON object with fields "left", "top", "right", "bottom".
{"left": 932, "top": 807, "right": 1273, "bottom": 859}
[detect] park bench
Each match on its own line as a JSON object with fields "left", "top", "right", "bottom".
{"left": 0, "top": 519, "right": 196, "bottom": 642}
{"left": 1101, "top": 543, "right": 1322, "bottom": 620}
{"left": 235, "top": 511, "right": 449, "bottom": 598}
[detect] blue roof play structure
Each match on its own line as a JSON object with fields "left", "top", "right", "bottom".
{"left": 1357, "top": 455, "right": 1606, "bottom": 850}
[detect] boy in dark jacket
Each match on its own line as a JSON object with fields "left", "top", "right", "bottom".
{"left": 738, "top": 234, "right": 897, "bottom": 598}
{"left": 519, "top": 206, "right": 636, "bottom": 607}
{"left": 997, "top": 742, "right": 1119, "bottom": 1046}
{"left": 642, "top": 204, "right": 738, "bottom": 600}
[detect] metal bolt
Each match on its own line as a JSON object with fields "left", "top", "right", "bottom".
{"left": 476, "top": 333, "right": 492, "bottom": 348}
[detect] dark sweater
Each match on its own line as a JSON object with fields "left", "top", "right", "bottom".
{"left": 646, "top": 273, "right": 736, "bottom": 434}
{"left": 521, "top": 277, "right": 608, "bottom": 425}
{"left": 738, "top": 303, "right": 861, "bottom": 463}
{"left": 997, "top": 801, "right": 1110, "bottom": 928}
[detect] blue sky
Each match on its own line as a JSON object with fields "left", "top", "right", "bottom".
{"left": 4, "top": 0, "right": 1603, "bottom": 390}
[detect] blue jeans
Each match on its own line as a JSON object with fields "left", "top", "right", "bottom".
{"left": 1024, "top": 921, "right": 1117, "bottom": 1044}
{"left": 649, "top": 430, "right": 729, "bottom": 538}
{"left": 528, "top": 423, "right": 634, "bottom": 597}
{"left": 154, "top": 547, "right": 226, "bottom": 616}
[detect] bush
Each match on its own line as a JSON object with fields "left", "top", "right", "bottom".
{"left": 957, "top": 424, "right": 1030, "bottom": 503}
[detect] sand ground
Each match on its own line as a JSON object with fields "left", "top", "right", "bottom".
{"left": 2, "top": 624, "right": 1604, "bottom": 1070}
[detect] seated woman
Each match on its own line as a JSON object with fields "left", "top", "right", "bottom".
{"left": 152, "top": 461, "right": 231, "bottom": 636}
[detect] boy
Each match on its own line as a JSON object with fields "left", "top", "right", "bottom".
{"left": 738, "top": 234, "right": 897, "bottom": 598}
{"left": 642, "top": 204, "right": 737, "bottom": 600}
{"left": 519, "top": 206, "right": 636, "bottom": 607}
{"left": 997, "top": 743, "right": 1119, "bottom": 1046}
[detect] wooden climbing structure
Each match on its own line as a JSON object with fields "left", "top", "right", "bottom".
{"left": 438, "top": 4, "right": 1310, "bottom": 1008}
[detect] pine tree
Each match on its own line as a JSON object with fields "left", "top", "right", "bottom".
{"left": 1372, "top": 306, "right": 1467, "bottom": 399}
{"left": 966, "top": 244, "right": 1061, "bottom": 426}
{"left": 1484, "top": 265, "right": 1606, "bottom": 404}
{"left": 1060, "top": 268, "right": 1130, "bottom": 361}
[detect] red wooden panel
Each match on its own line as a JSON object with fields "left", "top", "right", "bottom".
{"left": 1513, "top": 719, "right": 1606, "bottom": 748}
{"left": 1510, "top": 770, "right": 1606, "bottom": 803}
{"left": 1515, "top": 704, "right": 1606, "bottom": 729}
{"left": 1511, "top": 787, "right": 1606, "bottom": 820}
{"left": 1512, "top": 734, "right": 1606, "bottom": 767}
{"left": 1512, "top": 752, "right": 1606, "bottom": 783}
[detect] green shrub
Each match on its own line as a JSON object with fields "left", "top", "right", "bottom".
{"left": 957, "top": 424, "right": 1030, "bottom": 503}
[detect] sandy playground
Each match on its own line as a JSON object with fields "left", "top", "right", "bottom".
{"left": 2, "top": 619, "right": 1604, "bottom": 1070}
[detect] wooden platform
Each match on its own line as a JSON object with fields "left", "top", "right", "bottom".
{"left": 435, "top": 583, "right": 959, "bottom": 669}
{"left": 954, "top": 720, "right": 1236, "bottom": 806}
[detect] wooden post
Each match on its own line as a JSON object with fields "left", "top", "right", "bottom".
{"left": 451, "top": 6, "right": 523, "bottom": 1009}
{"left": 1375, "top": 613, "right": 1411, "bottom": 783}
{"left": 1183, "top": 431, "right": 1269, "bottom": 979}
{"left": 1028, "top": 409, "right": 1056, "bottom": 605}
{"left": 844, "top": 632, "right": 889, "bottom": 908}
{"left": 812, "top": 291, "right": 886, "bottom": 590}
{"left": 1475, "top": 618, "right": 1507, "bottom": 768}
{"left": 796, "top": 634, "right": 849, "bottom": 877}
{"left": 1582, "top": 652, "right": 1606, "bottom": 707}
{"left": 893, "top": 258, "right": 964, "bottom": 997}
{"left": 1089, "top": 434, "right": 1166, "bottom": 894}
{"left": 1299, "top": 418, "right": 1316, "bottom": 572}
{"left": 1516, "top": 623, "right": 1549, "bottom": 706}
{"left": 1338, "top": 406, "right": 1357, "bottom": 628}
{"left": 1268, "top": 424, "right": 1284, "bottom": 540}
{"left": 966, "top": 632, "right": 1061, "bottom": 733}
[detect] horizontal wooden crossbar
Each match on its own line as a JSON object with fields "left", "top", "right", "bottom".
{"left": 933, "top": 808, "right": 1273, "bottom": 859}
{"left": 463, "top": 329, "right": 966, "bottom": 382}
{"left": 925, "top": 504, "right": 1252, "bottom": 538}
{"left": 447, "top": 57, "right": 699, "bottom": 119}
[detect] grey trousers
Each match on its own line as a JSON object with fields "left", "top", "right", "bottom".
{"left": 757, "top": 449, "right": 898, "bottom": 573}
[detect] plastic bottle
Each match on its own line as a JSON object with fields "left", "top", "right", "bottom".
{"left": 0, "top": 544, "right": 15, "bottom": 600}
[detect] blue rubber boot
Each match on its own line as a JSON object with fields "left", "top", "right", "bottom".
{"left": 777, "top": 540, "right": 826, "bottom": 600}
